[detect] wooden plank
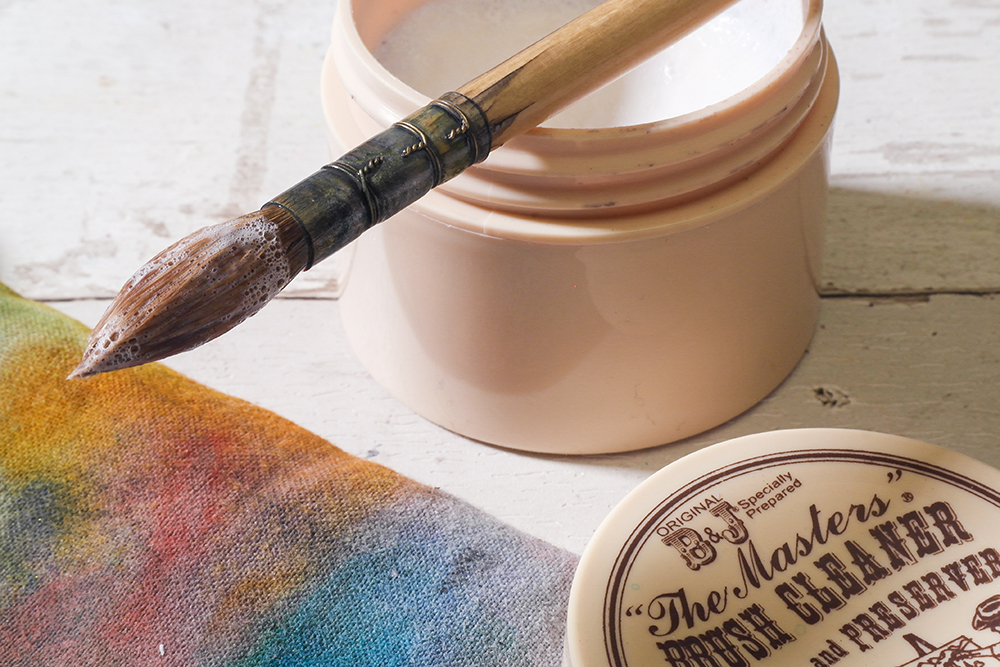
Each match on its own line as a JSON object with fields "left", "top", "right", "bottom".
{"left": 825, "top": 0, "right": 1000, "bottom": 177}
{"left": 0, "top": 0, "right": 334, "bottom": 300}
{"left": 50, "top": 293, "right": 1000, "bottom": 553}
{"left": 3, "top": 0, "right": 999, "bottom": 299}
{"left": 825, "top": 175, "right": 1000, "bottom": 295}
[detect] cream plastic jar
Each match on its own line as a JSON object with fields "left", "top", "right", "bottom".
{"left": 323, "top": 0, "right": 840, "bottom": 455}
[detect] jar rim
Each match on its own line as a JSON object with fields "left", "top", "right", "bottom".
{"left": 402, "top": 47, "right": 838, "bottom": 245}
{"left": 339, "top": 0, "right": 825, "bottom": 138}
{"left": 323, "top": 0, "right": 838, "bottom": 241}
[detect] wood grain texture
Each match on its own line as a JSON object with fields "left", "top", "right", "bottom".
{"left": 825, "top": 178, "right": 1000, "bottom": 295}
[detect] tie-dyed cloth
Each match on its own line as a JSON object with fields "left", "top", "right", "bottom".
{"left": 0, "top": 284, "right": 577, "bottom": 666}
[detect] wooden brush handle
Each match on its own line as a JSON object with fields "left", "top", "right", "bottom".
{"left": 268, "top": 0, "right": 740, "bottom": 268}
{"left": 460, "top": 0, "right": 740, "bottom": 147}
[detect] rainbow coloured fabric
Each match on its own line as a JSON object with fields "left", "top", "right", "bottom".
{"left": 0, "top": 284, "right": 577, "bottom": 666}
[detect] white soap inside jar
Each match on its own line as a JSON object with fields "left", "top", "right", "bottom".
{"left": 373, "top": 0, "right": 805, "bottom": 129}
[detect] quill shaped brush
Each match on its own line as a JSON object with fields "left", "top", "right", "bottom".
{"left": 71, "top": 0, "right": 739, "bottom": 378}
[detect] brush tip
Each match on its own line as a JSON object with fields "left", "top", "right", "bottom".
{"left": 66, "top": 367, "right": 91, "bottom": 380}
{"left": 71, "top": 207, "right": 309, "bottom": 378}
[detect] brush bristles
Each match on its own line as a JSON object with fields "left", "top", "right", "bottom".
{"left": 70, "top": 207, "right": 310, "bottom": 378}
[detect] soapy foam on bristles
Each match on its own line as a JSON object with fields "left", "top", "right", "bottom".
{"left": 75, "top": 212, "right": 292, "bottom": 377}
{"left": 374, "top": 0, "right": 803, "bottom": 128}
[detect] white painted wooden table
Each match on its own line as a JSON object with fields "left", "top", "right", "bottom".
{"left": 2, "top": 0, "right": 999, "bottom": 556}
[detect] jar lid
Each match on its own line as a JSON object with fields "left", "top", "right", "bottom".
{"left": 566, "top": 428, "right": 1000, "bottom": 666}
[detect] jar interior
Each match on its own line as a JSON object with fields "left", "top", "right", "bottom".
{"left": 365, "top": 0, "right": 806, "bottom": 129}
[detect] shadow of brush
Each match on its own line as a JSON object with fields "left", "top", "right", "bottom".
{"left": 822, "top": 186, "right": 1000, "bottom": 296}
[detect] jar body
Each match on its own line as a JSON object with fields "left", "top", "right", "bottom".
{"left": 325, "top": 0, "right": 840, "bottom": 454}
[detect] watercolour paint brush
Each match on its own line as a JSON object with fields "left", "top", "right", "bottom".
{"left": 70, "top": 0, "right": 740, "bottom": 379}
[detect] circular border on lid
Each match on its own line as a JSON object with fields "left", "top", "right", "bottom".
{"left": 566, "top": 428, "right": 1000, "bottom": 667}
